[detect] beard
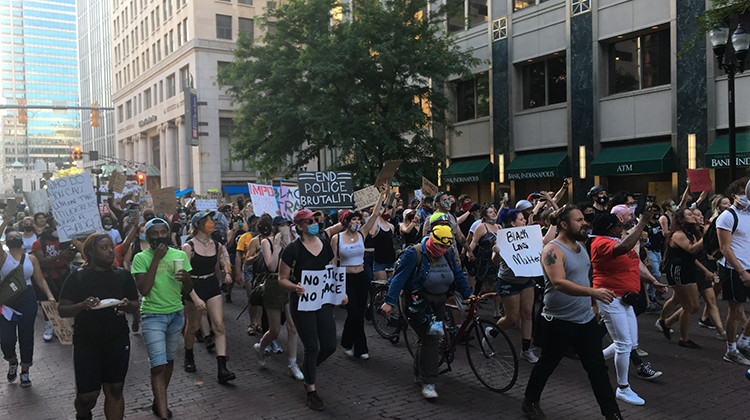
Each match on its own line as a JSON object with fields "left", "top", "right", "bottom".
{"left": 568, "top": 226, "right": 589, "bottom": 242}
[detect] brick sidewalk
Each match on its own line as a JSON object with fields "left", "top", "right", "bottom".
{"left": 2, "top": 289, "right": 749, "bottom": 419}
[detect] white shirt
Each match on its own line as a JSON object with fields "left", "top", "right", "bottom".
{"left": 469, "top": 219, "right": 483, "bottom": 234}
{"left": 717, "top": 205, "right": 750, "bottom": 270}
{"left": 22, "top": 234, "right": 37, "bottom": 254}
{"left": 105, "top": 228, "right": 123, "bottom": 244}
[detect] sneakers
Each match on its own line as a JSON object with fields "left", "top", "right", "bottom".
{"left": 270, "top": 340, "right": 283, "bottom": 354}
{"left": 305, "top": 391, "right": 326, "bottom": 411}
{"left": 288, "top": 364, "right": 304, "bottom": 381}
{"left": 655, "top": 319, "right": 672, "bottom": 340}
{"left": 7, "top": 363, "right": 17, "bottom": 382}
{"left": 19, "top": 372, "right": 31, "bottom": 388}
{"left": 636, "top": 362, "right": 662, "bottom": 381}
{"left": 481, "top": 326, "right": 494, "bottom": 354}
{"left": 521, "top": 349, "right": 539, "bottom": 364}
{"left": 343, "top": 348, "right": 355, "bottom": 357}
{"left": 521, "top": 398, "right": 547, "bottom": 420}
{"left": 184, "top": 350, "right": 196, "bottom": 373}
{"left": 678, "top": 339, "right": 701, "bottom": 349}
{"left": 698, "top": 318, "right": 716, "bottom": 329}
{"left": 43, "top": 323, "right": 53, "bottom": 342}
{"left": 421, "top": 383, "right": 438, "bottom": 399}
{"left": 635, "top": 347, "right": 648, "bottom": 358}
{"left": 716, "top": 331, "right": 728, "bottom": 340}
{"left": 616, "top": 386, "right": 645, "bottom": 405}
{"left": 253, "top": 343, "right": 266, "bottom": 367}
{"left": 359, "top": 353, "right": 370, "bottom": 360}
{"left": 724, "top": 349, "right": 750, "bottom": 366}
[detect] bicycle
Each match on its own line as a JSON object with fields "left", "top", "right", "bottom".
{"left": 369, "top": 280, "right": 419, "bottom": 353}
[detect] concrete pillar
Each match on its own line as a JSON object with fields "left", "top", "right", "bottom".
{"left": 125, "top": 137, "right": 134, "bottom": 162}
{"left": 158, "top": 133, "right": 167, "bottom": 188}
{"left": 137, "top": 134, "right": 148, "bottom": 166}
{"left": 166, "top": 121, "right": 179, "bottom": 189}
{"left": 159, "top": 123, "right": 170, "bottom": 187}
{"left": 176, "top": 117, "right": 192, "bottom": 190}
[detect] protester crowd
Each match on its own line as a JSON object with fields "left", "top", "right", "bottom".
{"left": 2, "top": 174, "right": 750, "bottom": 420}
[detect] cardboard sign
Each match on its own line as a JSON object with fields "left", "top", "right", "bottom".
{"left": 40, "top": 301, "right": 73, "bottom": 345}
{"left": 353, "top": 186, "right": 380, "bottom": 210}
{"left": 151, "top": 187, "right": 177, "bottom": 215}
{"left": 297, "top": 265, "right": 347, "bottom": 311}
{"left": 298, "top": 172, "right": 354, "bottom": 210}
{"left": 47, "top": 173, "right": 103, "bottom": 242}
{"left": 195, "top": 199, "right": 218, "bottom": 212}
{"left": 687, "top": 168, "right": 712, "bottom": 192}
{"left": 414, "top": 189, "right": 423, "bottom": 202}
{"left": 249, "top": 183, "right": 279, "bottom": 216}
{"left": 374, "top": 160, "right": 402, "bottom": 188}
{"left": 108, "top": 170, "right": 127, "bottom": 194}
{"left": 277, "top": 186, "right": 301, "bottom": 220}
{"left": 495, "top": 224, "right": 544, "bottom": 277}
{"left": 229, "top": 194, "right": 245, "bottom": 205}
{"left": 139, "top": 193, "right": 154, "bottom": 211}
{"left": 23, "top": 189, "right": 50, "bottom": 214}
{"left": 422, "top": 177, "right": 438, "bottom": 197}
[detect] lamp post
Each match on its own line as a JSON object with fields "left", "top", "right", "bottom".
{"left": 710, "top": 21, "right": 750, "bottom": 181}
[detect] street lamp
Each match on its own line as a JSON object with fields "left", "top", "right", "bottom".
{"left": 710, "top": 21, "right": 750, "bottom": 181}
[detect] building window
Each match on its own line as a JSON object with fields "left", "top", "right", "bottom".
{"left": 125, "top": 100, "right": 132, "bottom": 119}
{"left": 238, "top": 0, "right": 252, "bottom": 4}
{"left": 220, "top": 117, "right": 246, "bottom": 172}
{"left": 159, "top": 80, "right": 164, "bottom": 102}
{"left": 216, "top": 14, "right": 232, "bottom": 40}
{"left": 448, "top": 0, "right": 488, "bottom": 32}
{"left": 492, "top": 16, "right": 507, "bottom": 41}
{"left": 117, "top": 105, "right": 123, "bottom": 122}
{"left": 571, "top": 0, "right": 591, "bottom": 16}
{"left": 239, "top": 17, "right": 254, "bottom": 41}
{"left": 607, "top": 28, "right": 670, "bottom": 95}
{"left": 182, "top": 18, "right": 188, "bottom": 42}
{"left": 521, "top": 54, "right": 566, "bottom": 109}
{"left": 179, "top": 65, "right": 190, "bottom": 91}
{"left": 144, "top": 88, "right": 152, "bottom": 109}
{"left": 454, "top": 72, "right": 489, "bottom": 122}
{"left": 177, "top": 22, "right": 182, "bottom": 45}
{"left": 166, "top": 74, "right": 175, "bottom": 98}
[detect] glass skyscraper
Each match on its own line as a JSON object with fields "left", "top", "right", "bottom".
{"left": 0, "top": 0, "right": 80, "bottom": 174}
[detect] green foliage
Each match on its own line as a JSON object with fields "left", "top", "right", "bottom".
{"left": 218, "top": 0, "right": 481, "bottom": 188}
{"left": 684, "top": 0, "right": 750, "bottom": 53}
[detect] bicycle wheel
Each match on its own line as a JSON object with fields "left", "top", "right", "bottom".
{"left": 403, "top": 319, "right": 419, "bottom": 357}
{"left": 465, "top": 318, "right": 518, "bottom": 393}
{"left": 371, "top": 286, "right": 400, "bottom": 339}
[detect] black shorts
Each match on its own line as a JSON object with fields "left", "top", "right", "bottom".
{"left": 719, "top": 265, "right": 750, "bottom": 303}
{"left": 74, "top": 334, "right": 130, "bottom": 394}
{"left": 665, "top": 264, "right": 696, "bottom": 286}
{"left": 695, "top": 269, "right": 712, "bottom": 291}
{"left": 189, "top": 275, "right": 222, "bottom": 302}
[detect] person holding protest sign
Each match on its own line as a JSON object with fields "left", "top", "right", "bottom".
{"left": 58, "top": 233, "right": 139, "bottom": 420}
{"left": 181, "top": 212, "right": 236, "bottom": 384}
{"left": 380, "top": 225, "right": 474, "bottom": 400}
{"left": 278, "top": 209, "right": 347, "bottom": 411}
{"left": 131, "top": 218, "right": 193, "bottom": 419}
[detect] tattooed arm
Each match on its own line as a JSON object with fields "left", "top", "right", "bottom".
{"left": 542, "top": 243, "right": 615, "bottom": 303}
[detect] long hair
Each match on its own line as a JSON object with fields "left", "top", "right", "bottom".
{"left": 664, "top": 208, "right": 696, "bottom": 250}
{"left": 81, "top": 233, "right": 113, "bottom": 269}
{"left": 711, "top": 194, "right": 728, "bottom": 220}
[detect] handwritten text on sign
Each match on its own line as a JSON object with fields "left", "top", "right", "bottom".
{"left": 277, "top": 186, "right": 301, "bottom": 220}
{"left": 249, "top": 183, "right": 279, "bottom": 216}
{"left": 47, "top": 173, "right": 103, "bottom": 242}
{"left": 495, "top": 225, "right": 544, "bottom": 277}
{"left": 297, "top": 265, "right": 347, "bottom": 311}
{"left": 298, "top": 172, "right": 354, "bottom": 210}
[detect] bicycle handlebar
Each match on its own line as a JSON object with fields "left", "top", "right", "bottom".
{"left": 462, "top": 292, "right": 497, "bottom": 306}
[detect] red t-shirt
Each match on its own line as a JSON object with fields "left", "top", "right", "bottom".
{"left": 591, "top": 236, "right": 640, "bottom": 296}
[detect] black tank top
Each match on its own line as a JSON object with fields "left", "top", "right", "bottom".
{"left": 188, "top": 240, "right": 219, "bottom": 276}
{"left": 372, "top": 224, "right": 395, "bottom": 264}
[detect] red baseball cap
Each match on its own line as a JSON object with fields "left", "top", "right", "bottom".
{"left": 293, "top": 209, "right": 316, "bottom": 224}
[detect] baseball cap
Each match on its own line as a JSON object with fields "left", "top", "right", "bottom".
{"left": 293, "top": 209, "right": 316, "bottom": 224}
{"left": 191, "top": 211, "right": 215, "bottom": 227}
{"left": 515, "top": 200, "right": 533, "bottom": 211}
{"left": 410, "top": 198, "right": 420, "bottom": 205}
{"left": 429, "top": 212, "right": 449, "bottom": 224}
{"left": 611, "top": 204, "right": 631, "bottom": 220}
{"left": 431, "top": 225, "right": 453, "bottom": 247}
{"left": 144, "top": 217, "right": 169, "bottom": 233}
{"left": 272, "top": 216, "right": 290, "bottom": 226}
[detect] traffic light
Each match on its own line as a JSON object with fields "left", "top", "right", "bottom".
{"left": 91, "top": 103, "right": 100, "bottom": 127}
{"left": 17, "top": 99, "right": 26, "bottom": 125}
{"left": 72, "top": 146, "right": 83, "bottom": 161}
{"left": 137, "top": 172, "right": 146, "bottom": 188}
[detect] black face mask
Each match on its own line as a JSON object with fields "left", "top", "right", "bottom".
{"left": 584, "top": 213, "right": 596, "bottom": 223}
{"left": 597, "top": 196, "right": 607, "bottom": 205}
{"left": 6, "top": 238, "right": 23, "bottom": 249}
{"left": 23, "top": 225, "right": 34, "bottom": 232}
{"left": 148, "top": 236, "right": 172, "bottom": 250}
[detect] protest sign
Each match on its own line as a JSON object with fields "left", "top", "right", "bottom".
{"left": 151, "top": 187, "right": 177, "bottom": 215}
{"left": 298, "top": 172, "right": 354, "bottom": 210}
{"left": 374, "top": 160, "right": 402, "bottom": 188}
{"left": 195, "top": 199, "right": 218, "bottom": 212}
{"left": 353, "top": 186, "right": 380, "bottom": 210}
{"left": 24, "top": 189, "right": 50, "bottom": 214}
{"left": 422, "top": 177, "right": 438, "bottom": 197}
{"left": 414, "top": 189, "right": 423, "bottom": 202}
{"left": 47, "top": 173, "right": 103, "bottom": 242}
{"left": 495, "top": 224, "right": 544, "bottom": 277}
{"left": 687, "top": 168, "right": 712, "bottom": 192}
{"left": 229, "top": 194, "right": 245, "bottom": 205}
{"left": 297, "top": 265, "right": 347, "bottom": 311}
{"left": 108, "top": 170, "right": 127, "bottom": 194}
{"left": 139, "top": 193, "right": 154, "bottom": 211}
{"left": 249, "top": 183, "right": 279, "bottom": 216}
{"left": 41, "top": 302, "right": 73, "bottom": 345}
{"left": 278, "top": 186, "right": 301, "bottom": 220}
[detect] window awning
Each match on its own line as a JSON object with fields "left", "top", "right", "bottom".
{"left": 442, "top": 159, "right": 493, "bottom": 184}
{"left": 591, "top": 142, "right": 675, "bottom": 175}
{"left": 100, "top": 163, "right": 160, "bottom": 177}
{"left": 705, "top": 134, "right": 750, "bottom": 168}
{"left": 222, "top": 185, "right": 250, "bottom": 195}
{"left": 506, "top": 152, "right": 569, "bottom": 180}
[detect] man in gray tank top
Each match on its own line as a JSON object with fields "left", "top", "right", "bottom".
{"left": 522, "top": 206, "right": 622, "bottom": 420}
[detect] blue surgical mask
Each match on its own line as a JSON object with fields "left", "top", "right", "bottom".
{"left": 738, "top": 195, "right": 750, "bottom": 209}
{"left": 307, "top": 223, "right": 320, "bottom": 236}
{"left": 139, "top": 235, "right": 146, "bottom": 241}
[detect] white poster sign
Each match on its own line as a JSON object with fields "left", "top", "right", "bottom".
{"left": 47, "top": 173, "right": 103, "bottom": 242}
{"left": 414, "top": 189, "right": 423, "bottom": 202}
{"left": 495, "top": 224, "right": 544, "bottom": 277}
{"left": 194, "top": 199, "right": 217, "bottom": 212}
{"left": 249, "top": 183, "right": 279, "bottom": 216}
{"left": 278, "top": 186, "right": 301, "bottom": 220}
{"left": 353, "top": 186, "right": 380, "bottom": 210}
{"left": 297, "top": 265, "right": 347, "bottom": 311}
{"left": 23, "top": 189, "right": 50, "bottom": 214}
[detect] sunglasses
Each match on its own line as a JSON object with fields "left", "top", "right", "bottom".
{"left": 300, "top": 219, "right": 315, "bottom": 226}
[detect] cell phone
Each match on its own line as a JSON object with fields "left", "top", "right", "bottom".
{"left": 503, "top": 192, "right": 508, "bottom": 201}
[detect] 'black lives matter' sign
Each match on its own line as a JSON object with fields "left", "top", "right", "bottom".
{"left": 298, "top": 172, "right": 354, "bottom": 210}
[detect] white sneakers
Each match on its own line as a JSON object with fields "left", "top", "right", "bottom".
{"left": 421, "top": 384, "right": 438, "bottom": 399}
{"left": 616, "top": 386, "right": 645, "bottom": 406}
{"left": 521, "top": 349, "right": 539, "bottom": 364}
{"left": 253, "top": 343, "right": 266, "bottom": 367}
{"left": 343, "top": 348, "right": 354, "bottom": 357}
{"left": 288, "top": 364, "right": 304, "bottom": 381}
{"left": 43, "top": 322, "right": 53, "bottom": 342}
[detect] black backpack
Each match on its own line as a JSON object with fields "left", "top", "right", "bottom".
{"left": 393, "top": 243, "right": 424, "bottom": 281}
{"left": 703, "top": 208, "right": 738, "bottom": 260}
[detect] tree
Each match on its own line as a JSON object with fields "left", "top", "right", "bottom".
{"left": 218, "top": 0, "right": 481, "bottom": 188}
{"left": 684, "top": 0, "right": 750, "bottom": 53}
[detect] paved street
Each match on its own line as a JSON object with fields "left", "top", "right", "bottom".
{"left": 2, "top": 288, "right": 749, "bottom": 419}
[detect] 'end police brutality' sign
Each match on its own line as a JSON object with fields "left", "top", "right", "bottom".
{"left": 298, "top": 172, "right": 354, "bottom": 210}
{"left": 297, "top": 265, "right": 347, "bottom": 311}
{"left": 495, "top": 225, "right": 544, "bottom": 277}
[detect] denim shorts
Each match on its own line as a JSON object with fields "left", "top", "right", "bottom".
{"left": 141, "top": 310, "right": 185, "bottom": 368}
{"left": 496, "top": 278, "right": 535, "bottom": 297}
{"left": 373, "top": 261, "right": 392, "bottom": 272}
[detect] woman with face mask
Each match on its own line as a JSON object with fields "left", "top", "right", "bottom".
{"left": 20, "top": 217, "right": 37, "bottom": 254}
{"left": 101, "top": 215, "right": 122, "bottom": 245}
{"left": 368, "top": 194, "right": 396, "bottom": 282}
{"left": 333, "top": 203, "right": 383, "bottom": 360}
{"left": 0, "top": 229, "right": 55, "bottom": 388}
{"left": 659, "top": 199, "right": 680, "bottom": 234}
{"left": 181, "top": 211, "right": 236, "bottom": 384}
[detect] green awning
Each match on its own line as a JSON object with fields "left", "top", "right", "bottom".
{"left": 591, "top": 142, "right": 675, "bottom": 175}
{"left": 442, "top": 159, "right": 493, "bottom": 184}
{"left": 705, "top": 134, "right": 750, "bottom": 168}
{"left": 506, "top": 152, "right": 569, "bottom": 180}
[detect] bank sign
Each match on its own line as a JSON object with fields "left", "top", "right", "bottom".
{"left": 706, "top": 154, "right": 750, "bottom": 168}
{"left": 442, "top": 175, "right": 480, "bottom": 184}
{"left": 506, "top": 170, "right": 557, "bottom": 180}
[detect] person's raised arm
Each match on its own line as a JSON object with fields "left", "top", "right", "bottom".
{"left": 362, "top": 185, "right": 388, "bottom": 237}
{"left": 678, "top": 178, "right": 691, "bottom": 209}
{"left": 671, "top": 230, "right": 703, "bottom": 255}
{"left": 552, "top": 178, "right": 569, "bottom": 204}
{"left": 612, "top": 209, "right": 653, "bottom": 256}
{"left": 122, "top": 223, "right": 139, "bottom": 252}
{"left": 542, "top": 243, "right": 614, "bottom": 303}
